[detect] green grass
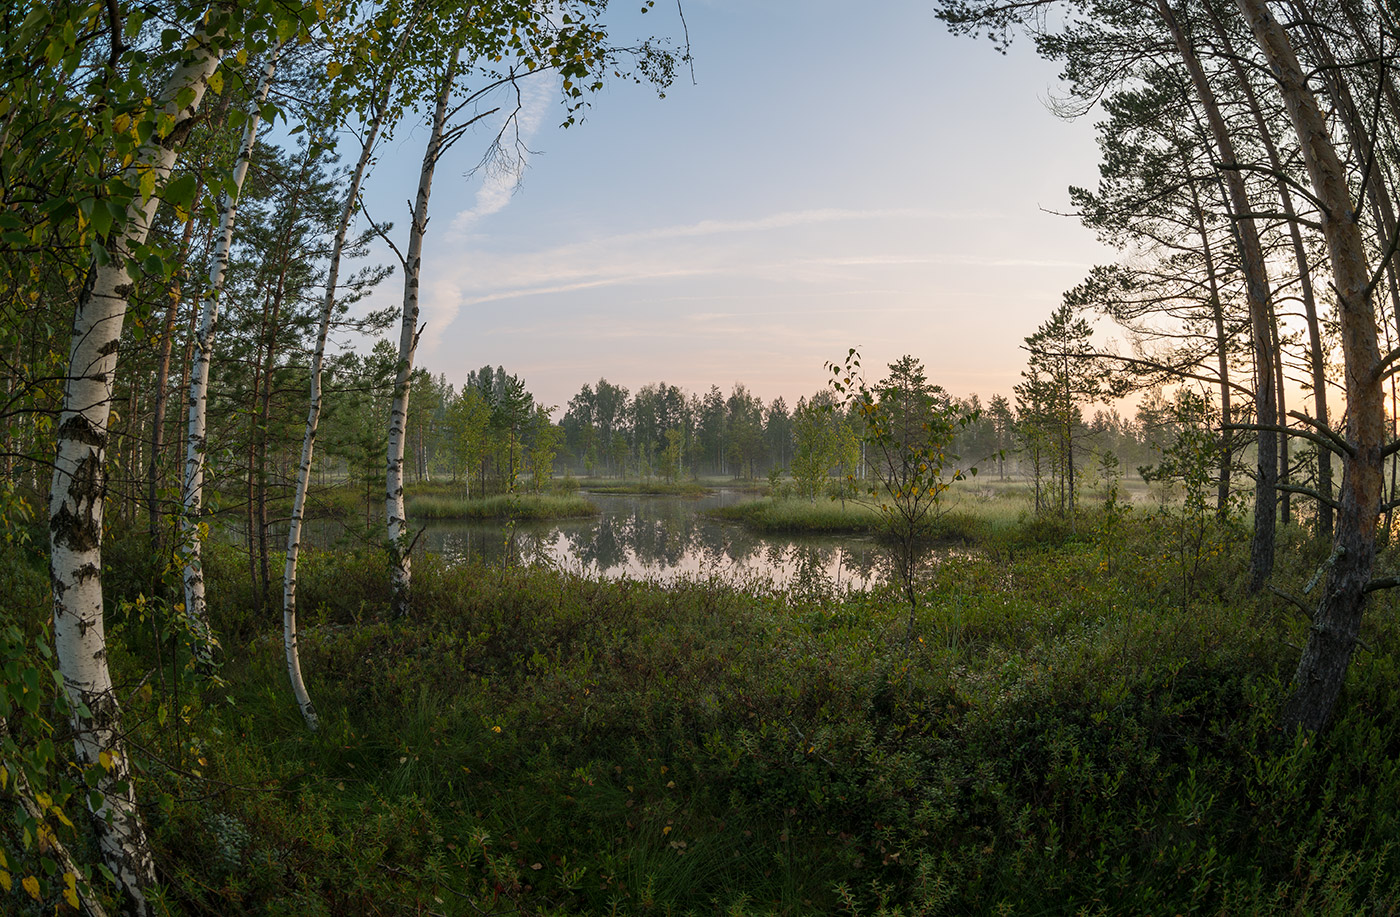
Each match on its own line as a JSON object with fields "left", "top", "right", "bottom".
{"left": 709, "top": 496, "right": 884, "bottom": 534}
{"left": 12, "top": 501, "right": 1400, "bottom": 915}
{"left": 712, "top": 490, "right": 1019, "bottom": 540}
{"left": 405, "top": 492, "right": 598, "bottom": 520}
{"left": 579, "top": 479, "right": 710, "bottom": 496}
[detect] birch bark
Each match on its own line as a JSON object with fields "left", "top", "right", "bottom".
{"left": 48, "top": 34, "right": 223, "bottom": 916}
{"left": 387, "top": 58, "right": 457, "bottom": 619}
{"left": 180, "top": 44, "right": 282, "bottom": 660}
{"left": 282, "top": 47, "right": 410, "bottom": 732}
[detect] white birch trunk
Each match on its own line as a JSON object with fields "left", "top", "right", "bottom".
{"left": 284, "top": 16, "right": 422, "bottom": 729}
{"left": 387, "top": 59, "right": 456, "bottom": 619}
{"left": 181, "top": 45, "right": 282, "bottom": 663}
{"left": 47, "top": 36, "right": 223, "bottom": 917}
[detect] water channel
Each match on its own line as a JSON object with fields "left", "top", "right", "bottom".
{"left": 416, "top": 489, "right": 891, "bottom": 592}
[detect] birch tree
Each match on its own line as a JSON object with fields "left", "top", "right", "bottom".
{"left": 182, "top": 42, "right": 283, "bottom": 663}
{"left": 283, "top": 2, "right": 425, "bottom": 731}
{"left": 375, "top": 1, "right": 680, "bottom": 618}
{"left": 383, "top": 52, "right": 458, "bottom": 619}
{"left": 47, "top": 18, "right": 227, "bottom": 914}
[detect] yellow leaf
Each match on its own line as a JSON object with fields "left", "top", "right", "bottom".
{"left": 63, "top": 872, "right": 79, "bottom": 909}
{"left": 21, "top": 875, "right": 39, "bottom": 901}
{"left": 327, "top": 60, "right": 342, "bottom": 79}
{"left": 207, "top": 68, "right": 223, "bottom": 96}
{"left": 0, "top": 765, "right": 7, "bottom": 791}
{"left": 0, "top": 870, "right": 9, "bottom": 892}
{"left": 98, "top": 750, "right": 114, "bottom": 772}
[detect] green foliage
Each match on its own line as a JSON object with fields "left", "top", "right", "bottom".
{"left": 122, "top": 520, "right": 1400, "bottom": 915}
{"left": 1139, "top": 389, "right": 1244, "bottom": 610}
{"left": 8, "top": 505, "right": 1400, "bottom": 914}
{"left": 829, "top": 351, "right": 979, "bottom": 639}
{"left": 0, "top": 541, "right": 104, "bottom": 913}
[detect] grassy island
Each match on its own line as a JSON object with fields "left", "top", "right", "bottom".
{"left": 405, "top": 492, "right": 598, "bottom": 521}
{"left": 707, "top": 495, "right": 884, "bottom": 534}
{"left": 580, "top": 479, "right": 711, "bottom": 497}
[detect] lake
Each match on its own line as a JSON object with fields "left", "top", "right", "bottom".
{"left": 416, "top": 489, "right": 892, "bottom": 592}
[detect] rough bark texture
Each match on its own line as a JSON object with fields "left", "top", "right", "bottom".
{"left": 1159, "top": 0, "right": 1278, "bottom": 592}
{"left": 147, "top": 192, "right": 201, "bottom": 546}
{"left": 387, "top": 59, "right": 456, "bottom": 619}
{"left": 48, "top": 34, "right": 222, "bottom": 917}
{"left": 1186, "top": 174, "right": 1233, "bottom": 516}
{"left": 180, "top": 44, "right": 280, "bottom": 661}
{"left": 1235, "top": 0, "right": 1384, "bottom": 734}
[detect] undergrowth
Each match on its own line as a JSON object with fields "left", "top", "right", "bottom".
{"left": 7, "top": 503, "right": 1400, "bottom": 914}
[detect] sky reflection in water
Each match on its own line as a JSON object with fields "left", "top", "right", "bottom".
{"left": 419, "top": 490, "right": 891, "bottom": 592}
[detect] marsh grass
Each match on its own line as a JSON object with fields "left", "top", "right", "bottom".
{"left": 708, "top": 496, "right": 884, "bottom": 534}
{"left": 15, "top": 497, "right": 1400, "bottom": 915}
{"left": 405, "top": 493, "right": 598, "bottom": 521}
{"left": 579, "top": 479, "right": 710, "bottom": 496}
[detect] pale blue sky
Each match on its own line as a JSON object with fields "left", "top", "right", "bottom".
{"left": 355, "top": 0, "right": 1116, "bottom": 414}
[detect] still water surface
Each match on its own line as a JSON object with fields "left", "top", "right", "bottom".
{"left": 418, "top": 489, "right": 890, "bottom": 591}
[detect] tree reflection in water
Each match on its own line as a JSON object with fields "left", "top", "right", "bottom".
{"left": 414, "top": 490, "right": 946, "bottom": 591}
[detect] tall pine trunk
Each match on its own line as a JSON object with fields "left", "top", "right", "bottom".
{"left": 1235, "top": 0, "right": 1385, "bottom": 734}
{"left": 1159, "top": 0, "right": 1278, "bottom": 591}
{"left": 147, "top": 198, "right": 199, "bottom": 547}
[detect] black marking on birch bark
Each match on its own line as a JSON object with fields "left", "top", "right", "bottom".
{"left": 58, "top": 413, "right": 108, "bottom": 448}
{"left": 51, "top": 502, "right": 101, "bottom": 553}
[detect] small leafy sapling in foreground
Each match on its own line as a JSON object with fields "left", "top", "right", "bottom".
{"left": 1139, "top": 389, "right": 1231, "bottom": 610}
{"left": 827, "top": 350, "right": 979, "bottom": 644}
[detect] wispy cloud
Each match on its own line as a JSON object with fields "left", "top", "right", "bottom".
{"left": 806, "top": 253, "right": 1090, "bottom": 269}
{"left": 414, "top": 205, "right": 1087, "bottom": 360}
{"left": 448, "top": 74, "right": 557, "bottom": 233}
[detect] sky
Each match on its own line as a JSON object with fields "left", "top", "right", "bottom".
{"left": 352, "top": 0, "right": 1119, "bottom": 416}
